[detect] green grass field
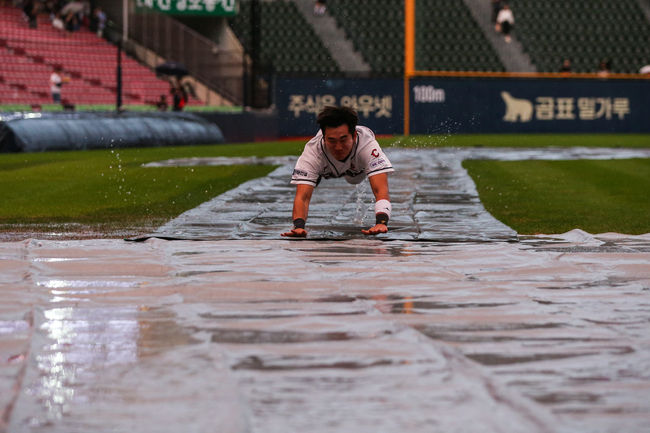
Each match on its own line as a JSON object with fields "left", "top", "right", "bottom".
{"left": 464, "top": 158, "right": 650, "bottom": 235}
{"left": 0, "top": 134, "right": 648, "bottom": 238}
{"left": 0, "top": 141, "right": 308, "bottom": 238}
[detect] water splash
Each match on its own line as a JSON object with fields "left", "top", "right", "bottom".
{"left": 353, "top": 181, "right": 370, "bottom": 226}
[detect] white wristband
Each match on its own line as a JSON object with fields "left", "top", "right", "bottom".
{"left": 375, "top": 199, "right": 392, "bottom": 219}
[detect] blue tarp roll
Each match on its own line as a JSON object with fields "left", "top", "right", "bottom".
{"left": 0, "top": 111, "right": 225, "bottom": 152}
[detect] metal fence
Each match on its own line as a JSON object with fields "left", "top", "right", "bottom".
{"left": 127, "top": 12, "right": 245, "bottom": 105}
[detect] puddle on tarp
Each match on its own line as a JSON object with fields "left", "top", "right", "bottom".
{"left": 138, "top": 147, "right": 650, "bottom": 242}
{"left": 1, "top": 232, "right": 649, "bottom": 432}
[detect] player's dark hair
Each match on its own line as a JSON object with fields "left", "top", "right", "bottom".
{"left": 317, "top": 106, "right": 358, "bottom": 135}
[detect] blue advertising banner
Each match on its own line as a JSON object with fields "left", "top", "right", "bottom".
{"left": 409, "top": 77, "right": 650, "bottom": 134}
{"left": 275, "top": 78, "right": 403, "bottom": 136}
{"left": 275, "top": 76, "right": 650, "bottom": 136}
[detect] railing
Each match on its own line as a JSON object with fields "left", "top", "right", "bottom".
{"left": 95, "top": 0, "right": 245, "bottom": 105}
{"left": 128, "top": 12, "right": 244, "bottom": 104}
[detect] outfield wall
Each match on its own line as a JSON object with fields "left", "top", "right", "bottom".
{"left": 275, "top": 76, "right": 650, "bottom": 136}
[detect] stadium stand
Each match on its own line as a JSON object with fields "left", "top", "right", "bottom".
{"left": 228, "top": 0, "right": 339, "bottom": 74}
{"left": 326, "top": 0, "right": 404, "bottom": 74}
{"left": 513, "top": 0, "right": 650, "bottom": 73}
{"left": 0, "top": 3, "right": 174, "bottom": 107}
{"left": 416, "top": 0, "right": 504, "bottom": 72}
{"left": 326, "top": 0, "right": 504, "bottom": 74}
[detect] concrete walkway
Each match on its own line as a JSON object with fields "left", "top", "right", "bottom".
{"left": 290, "top": 0, "right": 370, "bottom": 73}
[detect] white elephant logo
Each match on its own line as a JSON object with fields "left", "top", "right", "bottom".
{"left": 501, "top": 91, "right": 533, "bottom": 122}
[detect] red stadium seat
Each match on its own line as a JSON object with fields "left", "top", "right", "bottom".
{"left": 0, "top": 4, "right": 196, "bottom": 107}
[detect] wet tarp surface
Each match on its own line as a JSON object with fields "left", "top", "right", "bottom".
{"left": 143, "top": 147, "right": 650, "bottom": 241}
{"left": 1, "top": 233, "right": 649, "bottom": 432}
{"left": 1, "top": 147, "right": 650, "bottom": 432}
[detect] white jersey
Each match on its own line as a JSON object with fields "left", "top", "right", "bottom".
{"left": 50, "top": 73, "right": 62, "bottom": 94}
{"left": 497, "top": 8, "right": 514, "bottom": 24}
{"left": 291, "top": 125, "right": 394, "bottom": 186}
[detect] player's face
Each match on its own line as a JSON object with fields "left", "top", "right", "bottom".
{"left": 323, "top": 125, "right": 355, "bottom": 161}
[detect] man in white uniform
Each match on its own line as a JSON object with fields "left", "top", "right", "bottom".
{"left": 282, "top": 106, "right": 394, "bottom": 238}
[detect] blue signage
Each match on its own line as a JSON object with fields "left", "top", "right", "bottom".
{"left": 275, "top": 78, "right": 403, "bottom": 136}
{"left": 275, "top": 76, "right": 650, "bottom": 136}
{"left": 408, "top": 77, "right": 650, "bottom": 134}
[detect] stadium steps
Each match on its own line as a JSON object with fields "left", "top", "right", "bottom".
{"left": 0, "top": 4, "right": 176, "bottom": 107}
{"left": 288, "top": 0, "right": 370, "bottom": 74}
{"left": 638, "top": 0, "right": 650, "bottom": 22}
{"left": 513, "top": 0, "right": 650, "bottom": 73}
{"left": 227, "top": 0, "right": 339, "bottom": 74}
{"left": 326, "top": 0, "right": 404, "bottom": 74}
{"left": 462, "top": 0, "right": 536, "bottom": 72}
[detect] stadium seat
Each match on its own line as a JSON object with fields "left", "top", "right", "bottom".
{"left": 327, "top": 0, "right": 504, "bottom": 74}
{"left": 514, "top": 0, "right": 650, "bottom": 73}
{"left": 228, "top": 0, "right": 339, "bottom": 75}
{"left": 0, "top": 3, "right": 191, "bottom": 107}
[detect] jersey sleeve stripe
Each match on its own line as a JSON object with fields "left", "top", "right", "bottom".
{"left": 367, "top": 166, "right": 394, "bottom": 176}
{"left": 291, "top": 178, "right": 319, "bottom": 185}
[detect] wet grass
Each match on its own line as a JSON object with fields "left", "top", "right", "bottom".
{"left": 463, "top": 158, "right": 650, "bottom": 234}
{"left": 0, "top": 143, "right": 302, "bottom": 238}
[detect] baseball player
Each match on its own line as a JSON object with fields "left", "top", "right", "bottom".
{"left": 282, "top": 106, "right": 394, "bottom": 238}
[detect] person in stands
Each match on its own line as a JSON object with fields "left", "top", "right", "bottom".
{"left": 49, "top": 66, "right": 64, "bottom": 104}
{"left": 496, "top": 3, "right": 515, "bottom": 43}
{"left": 23, "top": 0, "right": 40, "bottom": 28}
{"left": 313, "top": 0, "right": 326, "bottom": 16}
{"left": 559, "top": 58, "right": 572, "bottom": 73}
{"left": 597, "top": 58, "right": 612, "bottom": 77}
{"left": 156, "top": 94, "right": 168, "bottom": 112}
{"left": 171, "top": 81, "right": 188, "bottom": 111}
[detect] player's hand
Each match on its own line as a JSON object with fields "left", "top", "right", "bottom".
{"left": 361, "top": 223, "right": 388, "bottom": 235}
{"left": 281, "top": 228, "right": 307, "bottom": 238}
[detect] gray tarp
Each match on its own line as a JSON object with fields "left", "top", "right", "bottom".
{"left": 0, "top": 111, "right": 224, "bottom": 152}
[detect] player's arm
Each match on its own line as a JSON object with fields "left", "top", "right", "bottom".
{"left": 281, "top": 184, "right": 314, "bottom": 237}
{"left": 362, "top": 173, "right": 391, "bottom": 235}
